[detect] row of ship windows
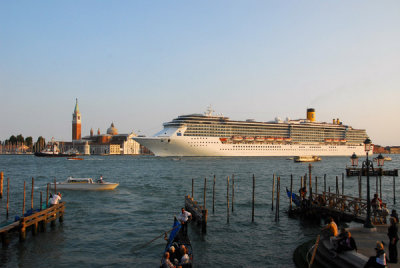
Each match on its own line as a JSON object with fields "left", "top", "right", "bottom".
{"left": 219, "top": 148, "right": 343, "bottom": 151}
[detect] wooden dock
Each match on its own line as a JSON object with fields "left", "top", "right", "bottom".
{"left": 0, "top": 202, "right": 65, "bottom": 247}
{"left": 289, "top": 192, "right": 388, "bottom": 224}
{"left": 185, "top": 195, "right": 208, "bottom": 232}
{"left": 346, "top": 167, "right": 398, "bottom": 177}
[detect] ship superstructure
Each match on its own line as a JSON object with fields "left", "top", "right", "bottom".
{"left": 133, "top": 108, "right": 370, "bottom": 157}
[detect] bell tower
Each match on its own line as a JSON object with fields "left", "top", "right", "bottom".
{"left": 72, "top": 98, "right": 81, "bottom": 140}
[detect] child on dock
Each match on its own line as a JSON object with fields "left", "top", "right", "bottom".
{"left": 364, "top": 241, "right": 387, "bottom": 268}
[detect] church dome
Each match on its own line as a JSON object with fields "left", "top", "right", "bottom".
{"left": 107, "top": 122, "right": 118, "bottom": 135}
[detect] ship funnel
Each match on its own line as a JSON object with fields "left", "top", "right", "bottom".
{"left": 333, "top": 119, "right": 336, "bottom": 124}
{"left": 307, "top": 108, "right": 315, "bottom": 122}
{"left": 337, "top": 118, "right": 340, "bottom": 125}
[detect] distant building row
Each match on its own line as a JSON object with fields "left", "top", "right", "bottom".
{"left": 61, "top": 99, "right": 148, "bottom": 155}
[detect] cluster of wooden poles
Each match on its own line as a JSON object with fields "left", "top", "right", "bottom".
{"left": 0, "top": 172, "right": 59, "bottom": 218}
{"left": 189, "top": 164, "right": 397, "bottom": 224}
{"left": 191, "top": 173, "right": 282, "bottom": 224}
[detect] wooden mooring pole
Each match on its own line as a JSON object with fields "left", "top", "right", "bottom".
{"left": 46, "top": 183, "right": 49, "bottom": 208}
{"left": 31, "top": 177, "right": 34, "bottom": 210}
{"left": 6, "top": 178, "right": 10, "bottom": 218}
{"left": 22, "top": 181, "right": 26, "bottom": 216}
{"left": 40, "top": 192, "right": 42, "bottom": 210}
{"left": 309, "top": 164, "right": 312, "bottom": 200}
{"left": 358, "top": 175, "right": 362, "bottom": 199}
{"left": 342, "top": 173, "right": 344, "bottom": 196}
{"left": 394, "top": 175, "right": 396, "bottom": 205}
{"left": 232, "top": 174, "right": 235, "bottom": 213}
{"left": 290, "top": 174, "right": 293, "bottom": 210}
{"left": 379, "top": 176, "right": 382, "bottom": 200}
{"left": 192, "top": 178, "right": 194, "bottom": 199}
{"left": 252, "top": 174, "right": 255, "bottom": 223}
{"left": 275, "top": 177, "right": 280, "bottom": 222}
{"left": 227, "top": 176, "right": 230, "bottom": 223}
{"left": 324, "top": 174, "right": 326, "bottom": 194}
{"left": 0, "top": 171, "right": 3, "bottom": 198}
{"left": 54, "top": 178, "right": 57, "bottom": 193}
{"left": 203, "top": 178, "right": 206, "bottom": 209}
{"left": 376, "top": 176, "right": 378, "bottom": 194}
{"left": 213, "top": 175, "right": 215, "bottom": 214}
{"left": 336, "top": 176, "right": 339, "bottom": 195}
{"left": 271, "top": 174, "right": 275, "bottom": 211}
{"left": 315, "top": 176, "right": 318, "bottom": 195}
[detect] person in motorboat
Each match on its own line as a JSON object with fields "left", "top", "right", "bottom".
{"left": 50, "top": 192, "right": 62, "bottom": 206}
{"left": 97, "top": 175, "right": 104, "bottom": 184}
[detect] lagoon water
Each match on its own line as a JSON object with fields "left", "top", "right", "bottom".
{"left": 0, "top": 155, "right": 398, "bottom": 267}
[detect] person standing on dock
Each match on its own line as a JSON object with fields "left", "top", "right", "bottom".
{"left": 178, "top": 208, "right": 192, "bottom": 236}
{"left": 388, "top": 217, "right": 399, "bottom": 263}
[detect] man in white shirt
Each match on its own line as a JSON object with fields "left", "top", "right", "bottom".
{"left": 50, "top": 192, "right": 62, "bottom": 206}
{"left": 178, "top": 208, "right": 192, "bottom": 236}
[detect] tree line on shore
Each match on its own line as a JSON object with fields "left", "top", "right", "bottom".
{"left": 1, "top": 134, "right": 47, "bottom": 153}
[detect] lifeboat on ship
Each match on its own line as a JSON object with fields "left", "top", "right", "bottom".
{"left": 232, "top": 136, "right": 243, "bottom": 142}
{"left": 275, "top": 137, "right": 284, "bottom": 142}
{"left": 245, "top": 136, "right": 255, "bottom": 142}
{"left": 333, "top": 139, "right": 340, "bottom": 142}
{"left": 219, "top": 137, "right": 228, "bottom": 143}
{"left": 325, "top": 139, "right": 332, "bottom": 142}
{"left": 266, "top": 137, "right": 274, "bottom": 142}
{"left": 255, "top": 136, "right": 265, "bottom": 142}
{"left": 340, "top": 139, "right": 347, "bottom": 143}
{"left": 284, "top": 138, "right": 292, "bottom": 142}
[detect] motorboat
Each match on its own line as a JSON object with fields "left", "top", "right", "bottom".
{"left": 294, "top": 156, "right": 322, "bottom": 162}
{"left": 54, "top": 177, "right": 119, "bottom": 190}
{"left": 34, "top": 138, "right": 78, "bottom": 157}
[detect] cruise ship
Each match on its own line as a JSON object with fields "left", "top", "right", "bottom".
{"left": 132, "top": 108, "right": 371, "bottom": 157}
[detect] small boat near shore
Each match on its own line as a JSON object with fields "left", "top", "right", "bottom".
{"left": 54, "top": 177, "right": 119, "bottom": 190}
{"left": 67, "top": 157, "right": 84, "bottom": 160}
{"left": 35, "top": 138, "right": 78, "bottom": 157}
{"left": 294, "top": 156, "right": 321, "bottom": 162}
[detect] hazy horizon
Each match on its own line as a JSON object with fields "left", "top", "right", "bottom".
{"left": 1, "top": 1, "right": 399, "bottom": 146}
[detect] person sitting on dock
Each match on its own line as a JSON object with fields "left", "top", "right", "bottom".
{"left": 161, "top": 252, "right": 175, "bottom": 268}
{"left": 178, "top": 208, "right": 192, "bottom": 236}
{"left": 372, "top": 194, "right": 382, "bottom": 211}
{"left": 364, "top": 241, "right": 387, "bottom": 268}
{"left": 49, "top": 192, "right": 62, "bottom": 206}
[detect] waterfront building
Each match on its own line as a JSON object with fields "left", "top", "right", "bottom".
{"left": 61, "top": 100, "right": 141, "bottom": 155}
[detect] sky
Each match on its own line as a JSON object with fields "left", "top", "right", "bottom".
{"left": 1, "top": 1, "right": 399, "bottom": 146}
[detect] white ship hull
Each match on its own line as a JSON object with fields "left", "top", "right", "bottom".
{"left": 133, "top": 136, "right": 367, "bottom": 157}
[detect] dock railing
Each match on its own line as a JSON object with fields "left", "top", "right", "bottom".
{"left": 311, "top": 192, "right": 387, "bottom": 223}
